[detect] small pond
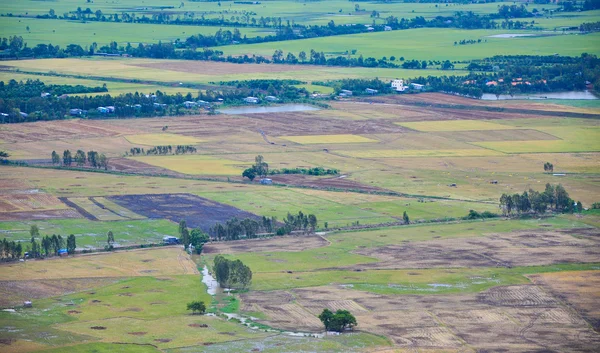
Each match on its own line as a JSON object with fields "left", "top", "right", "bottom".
{"left": 219, "top": 104, "right": 320, "bottom": 115}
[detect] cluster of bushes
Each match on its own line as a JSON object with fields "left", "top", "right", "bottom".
{"left": 3, "top": 226, "right": 76, "bottom": 261}
{"left": 0, "top": 78, "right": 107, "bottom": 98}
{"left": 269, "top": 167, "right": 339, "bottom": 176}
{"left": 214, "top": 255, "right": 252, "bottom": 289}
{"left": 318, "top": 309, "right": 357, "bottom": 333}
{"left": 127, "top": 145, "right": 197, "bottom": 156}
{"left": 465, "top": 210, "right": 498, "bottom": 220}
{"left": 52, "top": 150, "right": 108, "bottom": 170}
{"left": 279, "top": 211, "right": 318, "bottom": 235}
{"left": 499, "top": 184, "right": 582, "bottom": 215}
{"left": 178, "top": 221, "right": 210, "bottom": 254}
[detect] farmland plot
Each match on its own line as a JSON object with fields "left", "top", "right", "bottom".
{"left": 109, "top": 194, "right": 263, "bottom": 233}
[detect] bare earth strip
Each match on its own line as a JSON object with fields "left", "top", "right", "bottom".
{"left": 349, "top": 228, "right": 600, "bottom": 270}
{"left": 528, "top": 270, "right": 600, "bottom": 331}
{"left": 241, "top": 284, "right": 600, "bottom": 351}
{"left": 203, "top": 235, "right": 328, "bottom": 255}
{"left": 131, "top": 61, "right": 317, "bottom": 75}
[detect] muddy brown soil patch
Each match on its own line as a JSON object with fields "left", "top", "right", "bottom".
{"left": 188, "top": 323, "right": 209, "bottom": 328}
{"left": 154, "top": 338, "right": 172, "bottom": 343}
{"left": 203, "top": 235, "right": 328, "bottom": 255}
{"left": 349, "top": 228, "right": 600, "bottom": 270}
{"left": 90, "top": 326, "right": 106, "bottom": 330}
{"left": 267, "top": 174, "right": 387, "bottom": 193}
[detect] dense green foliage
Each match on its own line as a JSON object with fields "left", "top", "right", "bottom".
{"left": 127, "top": 145, "right": 197, "bottom": 156}
{"left": 499, "top": 184, "right": 581, "bottom": 215}
{"left": 318, "top": 309, "right": 357, "bottom": 332}
{"left": 214, "top": 255, "right": 252, "bottom": 289}
{"left": 186, "top": 300, "right": 207, "bottom": 314}
{"left": 269, "top": 167, "right": 339, "bottom": 176}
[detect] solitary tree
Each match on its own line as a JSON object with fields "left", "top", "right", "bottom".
{"left": 319, "top": 309, "right": 357, "bottom": 332}
{"left": 30, "top": 225, "right": 40, "bottom": 239}
{"left": 0, "top": 151, "right": 9, "bottom": 161}
{"left": 403, "top": 211, "right": 410, "bottom": 224}
{"left": 179, "top": 220, "right": 190, "bottom": 249}
{"left": 106, "top": 230, "right": 114, "bottom": 250}
{"left": 67, "top": 234, "right": 76, "bottom": 254}
{"left": 51, "top": 151, "right": 60, "bottom": 165}
{"left": 242, "top": 168, "right": 257, "bottom": 181}
{"left": 186, "top": 300, "right": 206, "bottom": 314}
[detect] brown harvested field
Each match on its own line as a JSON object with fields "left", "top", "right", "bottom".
{"left": 432, "top": 129, "right": 560, "bottom": 142}
{"left": 0, "top": 209, "right": 82, "bottom": 221}
{"left": 528, "top": 270, "right": 600, "bottom": 331}
{"left": 0, "top": 193, "right": 67, "bottom": 212}
{"left": 267, "top": 174, "right": 387, "bottom": 193}
{"left": 0, "top": 277, "right": 118, "bottom": 307}
{"left": 241, "top": 284, "right": 600, "bottom": 351}
{"left": 366, "top": 93, "right": 600, "bottom": 115}
{"left": 203, "top": 235, "right": 328, "bottom": 255}
{"left": 0, "top": 119, "right": 142, "bottom": 144}
{"left": 349, "top": 228, "right": 600, "bottom": 270}
{"left": 132, "top": 61, "right": 317, "bottom": 75}
{"left": 0, "top": 247, "right": 198, "bottom": 280}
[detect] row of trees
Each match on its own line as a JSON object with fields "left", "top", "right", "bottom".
{"left": 209, "top": 217, "right": 275, "bottom": 241}
{"left": 52, "top": 150, "right": 108, "bottom": 170}
{"left": 268, "top": 167, "right": 339, "bottom": 176}
{"left": 0, "top": 78, "right": 106, "bottom": 98}
{"left": 127, "top": 145, "right": 197, "bottom": 156}
{"left": 499, "top": 184, "right": 581, "bottom": 215}
{"left": 0, "top": 239, "right": 23, "bottom": 260}
{"left": 213, "top": 255, "right": 252, "bottom": 289}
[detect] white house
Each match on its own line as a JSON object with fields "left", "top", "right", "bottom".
{"left": 244, "top": 97, "right": 259, "bottom": 104}
{"left": 384, "top": 26, "right": 392, "bottom": 31}
{"left": 391, "top": 79, "right": 407, "bottom": 92}
{"left": 365, "top": 88, "right": 378, "bottom": 95}
{"left": 265, "top": 96, "right": 278, "bottom": 102}
{"left": 410, "top": 83, "right": 425, "bottom": 90}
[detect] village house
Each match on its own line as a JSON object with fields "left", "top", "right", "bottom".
{"left": 391, "top": 79, "right": 407, "bottom": 92}
{"left": 365, "top": 88, "right": 378, "bottom": 95}
{"left": 265, "top": 96, "right": 278, "bottom": 102}
{"left": 244, "top": 97, "right": 259, "bottom": 104}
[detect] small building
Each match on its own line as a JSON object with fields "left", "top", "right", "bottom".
{"left": 58, "top": 249, "right": 68, "bottom": 257}
{"left": 410, "top": 83, "right": 424, "bottom": 90}
{"left": 265, "top": 96, "right": 278, "bottom": 102}
{"left": 365, "top": 88, "right": 378, "bottom": 95}
{"left": 183, "top": 101, "right": 197, "bottom": 108}
{"left": 260, "top": 178, "right": 273, "bottom": 185}
{"left": 106, "top": 106, "right": 115, "bottom": 113}
{"left": 197, "top": 100, "right": 211, "bottom": 108}
{"left": 69, "top": 108, "right": 83, "bottom": 116}
{"left": 163, "top": 236, "right": 179, "bottom": 245}
{"left": 41, "top": 92, "right": 51, "bottom": 98}
{"left": 366, "top": 27, "right": 374, "bottom": 31}
{"left": 490, "top": 180, "right": 498, "bottom": 184}
{"left": 486, "top": 81, "right": 498, "bottom": 87}
{"left": 19, "top": 112, "right": 28, "bottom": 118}
{"left": 97, "top": 107, "right": 109, "bottom": 114}
{"left": 340, "top": 89, "right": 353, "bottom": 96}
{"left": 384, "top": 26, "right": 392, "bottom": 31}
{"left": 391, "top": 79, "right": 407, "bottom": 92}
{"left": 23, "top": 301, "right": 32, "bottom": 308}
{"left": 244, "top": 97, "right": 259, "bottom": 104}
{"left": 449, "top": 183, "right": 457, "bottom": 187}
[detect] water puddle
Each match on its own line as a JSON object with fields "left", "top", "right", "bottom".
{"left": 201, "top": 266, "right": 220, "bottom": 296}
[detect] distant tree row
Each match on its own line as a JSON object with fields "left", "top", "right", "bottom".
{"left": 209, "top": 217, "right": 275, "bottom": 241}
{"left": 0, "top": 78, "right": 106, "bottom": 98}
{"left": 214, "top": 255, "right": 252, "bottom": 289}
{"left": 269, "top": 167, "right": 339, "bottom": 176}
{"left": 0, "top": 238, "right": 22, "bottom": 260}
{"left": 499, "top": 184, "right": 581, "bottom": 215}
{"left": 52, "top": 150, "right": 108, "bottom": 170}
{"left": 126, "top": 145, "right": 197, "bottom": 156}
{"left": 5, "top": 225, "right": 77, "bottom": 261}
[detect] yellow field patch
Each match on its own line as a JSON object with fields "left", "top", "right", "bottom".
{"left": 0, "top": 247, "right": 198, "bottom": 280}
{"left": 131, "top": 155, "right": 246, "bottom": 175}
{"left": 281, "top": 134, "right": 377, "bottom": 144}
{"left": 337, "top": 149, "right": 504, "bottom": 158}
{"left": 125, "top": 133, "right": 202, "bottom": 146}
{"left": 397, "top": 120, "right": 518, "bottom": 132}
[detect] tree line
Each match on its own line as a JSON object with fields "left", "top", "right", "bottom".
{"left": 126, "top": 145, "right": 197, "bottom": 156}
{"left": 214, "top": 255, "right": 252, "bottom": 290}
{"left": 2, "top": 225, "right": 76, "bottom": 261}
{"left": 269, "top": 167, "right": 339, "bottom": 176}
{"left": 52, "top": 150, "right": 108, "bottom": 170}
{"left": 0, "top": 78, "right": 107, "bottom": 98}
{"left": 499, "top": 184, "right": 581, "bottom": 215}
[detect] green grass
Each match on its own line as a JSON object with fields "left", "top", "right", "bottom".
{"left": 39, "top": 343, "right": 161, "bottom": 353}
{"left": 0, "top": 218, "right": 177, "bottom": 248}
{"left": 0, "top": 72, "right": 198, "bottom": 96}
{"left": 0, "top": 17, "right": 264, "bottom": 47}
{"left": 218, "top": 29, "right": 600, "bottom": 62}
{"left": 249, "top": 263, "right": 600, "bottom": 293}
